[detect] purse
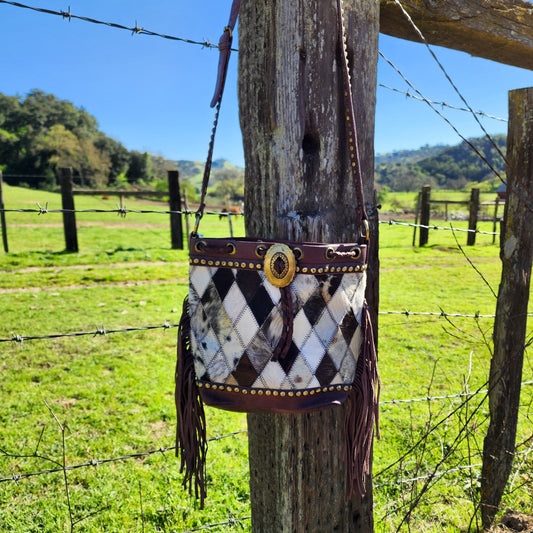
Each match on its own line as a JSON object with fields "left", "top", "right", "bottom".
{"left": 175, "top": 0, "right": 380, "bottom": 507}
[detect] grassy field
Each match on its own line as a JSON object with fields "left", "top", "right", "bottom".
{"left": 0, "top": 184, "right": 531, "bottom": 532}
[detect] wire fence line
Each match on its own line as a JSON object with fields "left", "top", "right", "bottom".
{"left": 380, "top": 219, "right": 499, "bottom": 235}
{"left": 0, "top": 322, "right": 179, "bottom": 345}
{"left": 0, "top": 0, "right": 229, "bottom": 50}
{"left": 377, "top": 83, "right": 507, "bottom": 123}
{"left": 378, "top": 50, "right": 507, "bottom": 189}
{"left": 5, "top": 308, "right": 529, "bottom": 345}
{"left": 0, "top": 1, "right": 505, "bottom": 127}
{"left": 0, "top": 2, "right": 528, "bottom": 530}
{"left": 178, "top": 515, "right": 251, "bottom": 533}
{"left": 379, "top": 380, "right": 533, "bottom": 406}
{"left": 0, "top": 205, "right": 501, "bottom": 235}
{"left": 0, "top": 205, "right": 240, "bottom": 218}
{"left": 0, "top": 431, "right": 248, "bottom": 484}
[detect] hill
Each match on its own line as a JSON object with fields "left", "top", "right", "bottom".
{"left": 375, "top": 134, "right": 506, "bottom": 191}
{"left": 375, "top": 144, "right": 448, "bottom": 166}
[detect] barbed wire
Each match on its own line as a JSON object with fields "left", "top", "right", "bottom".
{"left": 380, "top": 310, "right": 495, "bottom": 319}
{"left": 379, "top": 219, "right": 499, "bottom": 235}
{"left": 391, "top": 0, "right": 509, "bottom": 159}
{"left": 379, "top": 50, "right": 509, "bottom": 191}
{"left": 0, "top": 206, "right": 500, "bottom": 234}
{"left": 390, "top": 0, "right": 533, "bottom": 214}
{"left": 179, "top": 515, "right": 251, "bottom": 533}
{"left": 0, "top": 205, "right": 241, "bottom": 218}
{"left": 380, "top": 380, "right": 533, "bottom": 406}
{"left": 0, "top": 431, "right": 247, "bottom": 484}
{"left": 0, "top": 322, "right": 178, "bottom": 345}
{"left": 377, "top": 83, "right": 507, "bottom": 122}
{"left": 0, "top": 0, "right": 234, "bottom": 50}
{"left": 5, "top": 308, "right": 530, "bottom": 345}
{"left": 374, "top": 463, "right": 481, "bottom": 488}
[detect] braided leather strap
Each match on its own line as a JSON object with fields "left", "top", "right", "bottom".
{"left": 195, "top": 0, "right": 368, "bottom": 240}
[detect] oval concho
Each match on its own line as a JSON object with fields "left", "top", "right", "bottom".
{"left": 264, "top": 243, "right": 296, "bottom": 288}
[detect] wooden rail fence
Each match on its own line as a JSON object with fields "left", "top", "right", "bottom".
{"left": 414, "top": 185, "right": 503, "bottom": 246}
{"left": 0, "top": 168, "right": 243, "bottom": 253}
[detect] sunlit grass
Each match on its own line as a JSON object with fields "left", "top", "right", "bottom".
{"left": 0, "top": 185, "right": 531, "bottom": 532}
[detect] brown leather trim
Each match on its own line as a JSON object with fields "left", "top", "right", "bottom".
{"left": 198, "top": 385, "right": 349, "bottom": 413}
{"left": 189, "top": 236, "right": 368, "bottom": 271}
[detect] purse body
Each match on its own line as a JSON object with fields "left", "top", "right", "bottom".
{"left": 188, "top": 235, "right": 368, "bottom": 413}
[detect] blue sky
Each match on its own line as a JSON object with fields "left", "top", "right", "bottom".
{"left": 1, "top": 0, "right": 532, "bottom": 168}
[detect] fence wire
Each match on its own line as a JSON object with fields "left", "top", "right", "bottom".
{"left": 377, "top": 83, "right": 507, "bottom": 122}
{"left": 0, "top": 206, "right": 502, "bottom": 235}
{"left": 178, "top": 515, "right": 251, "bottom": 533}
{"left": 379, "top": 219, "right": 499, "bottom": 235}
{"left": 0, "top": 205, "right": 240, "bottom": 218}
{"left": 0, "top": 431, "right": 248, "bottom": 484}
{"left": 5, "top": 308, "right": 530, "bottom": 345}
{"left": 0, "top": 0, "right": 229, "bottom": 50}
{"left": 0, "top": 322, "right": 178, "bottom": 345}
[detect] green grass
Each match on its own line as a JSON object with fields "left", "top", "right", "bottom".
{"left": 0, "top": 185, "right": 531, "bottom": 532}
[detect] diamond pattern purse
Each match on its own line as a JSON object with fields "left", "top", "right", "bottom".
{"left": 175, "top": 0, "right": 380, "bottom": 507}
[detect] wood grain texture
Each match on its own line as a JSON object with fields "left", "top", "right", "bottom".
{"left": 481, "top": 87, "right": 533, "bottom": 529}
{"left": 379, "top": 0, "right": 533, "bottom": 71}
{"left": 238, "top": 0, "right": 380, "bottom": 530}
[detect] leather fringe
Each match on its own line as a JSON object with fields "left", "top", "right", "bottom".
{"left": 175, "top": 297, "right": 207, "bottom": 508}
{"left": 344, "top": 302, "right": 381, "bottom": 501}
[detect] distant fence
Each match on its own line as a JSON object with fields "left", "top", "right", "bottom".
{"left": 0, "top": 168, "right": 242, "bottom": 253}
{"left": 414, "top": 185, "right": 503, "bottom": 246}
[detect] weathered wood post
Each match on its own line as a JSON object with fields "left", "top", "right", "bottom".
{"left": 492, "top": 195, "right": 500, "bottom": 245}
{"left": 419, "top": 185, "right": 431, "bottom": 246}
{"left": 239, "top": 0, "right": 379, "bottom": 530}
{"left": 467, "top": 187, "right": 480, "bottom": 245}
{"left": 412, "top": 191, "right": 421, "bottom": 246}
{"left": 481, "top": 87, "right": 533, "bottom": 529}
{"left": 0, "top": 171, "right": 8, "bottom": 253}
{"left": 224, "top": 194, "right": 234, "bottom": 238}
{"left": 59, "top": 167, "right": 78, "bottom": 253}
{"left": 182, "top": 188, "right": 191, "bottom": 245}
{"left": 168, "top": 170, "right": 184, "bottom": 250}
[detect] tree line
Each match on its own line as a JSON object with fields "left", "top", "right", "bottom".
{"left": 0, "top": 90, "right": 178, "bottom": 190}
{"left": 0, "top": 89, "right": 505, "bottom": 198}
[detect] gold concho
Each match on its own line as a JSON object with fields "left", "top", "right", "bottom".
{"left": 264, "top": 243, "right": 296, "bottom": 288}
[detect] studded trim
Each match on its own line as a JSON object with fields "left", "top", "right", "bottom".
{"left": 197, "top": 380, "right": 351, "bottom": 396}
{"left": 197, "top": 380, "right": 352, "bottom": 414}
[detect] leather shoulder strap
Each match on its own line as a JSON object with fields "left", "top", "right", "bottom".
{"left": 336, "top": 0, "right": 369, "bottom": 235}
{"left": 194, "top": 0, "right": 368, "bottom": 240}
{"left": 210, "top": 0, "right": 241, "bottom": 108}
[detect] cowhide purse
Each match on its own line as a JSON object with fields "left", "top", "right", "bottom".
{"left": 175, "top": 0, "right": 380, "bottom": 508}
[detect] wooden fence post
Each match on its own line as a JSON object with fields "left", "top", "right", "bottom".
{"left": 240, "top": 0, "right": 379, "bottom": 530}
{"left": 419, "top": 185, "right": 431, "bottom": 246}
{"left": 480, "top": 87, "right": 533, "bottom": 529}
{"left": 467, "top": 187, "right": 480, "bottom": 245}
{"left": 492, "top": 195, "right": 500, "bottom": 245}
{"left": 168, "top": 170, "right": 183, "bottom": 250}
{"left": 182, "top": 188, "right": 191, "bottom": 245}
{"left": 412, "top": 191, "right": 421, "bottom": 246}
{"left": 0, "top": 171, "right": 8, "bottom": 253}
{"left": 59, "top": 167, "right": 78, "bottom": 252}
{"left": 225, "top": 194, "right": 234, "bottom": 238}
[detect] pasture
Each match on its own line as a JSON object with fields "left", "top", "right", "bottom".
{"left": 0, "top": 184, "right": 531, "bottom": 532}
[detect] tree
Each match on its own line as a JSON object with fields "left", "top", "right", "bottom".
{"left": 210, "top": 167, "right": 245, "bottom": 202}
{"left": 34, "top": 124, "right": 111, "bottom": 187}
{"left": 94, "top": 134, "right": 130, "bottom": 184}
{"left": 34, "top": 124, "right": 83, "bottom": 171}
{"left": 126, "top": 150, "right": 155, "bottom": 184}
